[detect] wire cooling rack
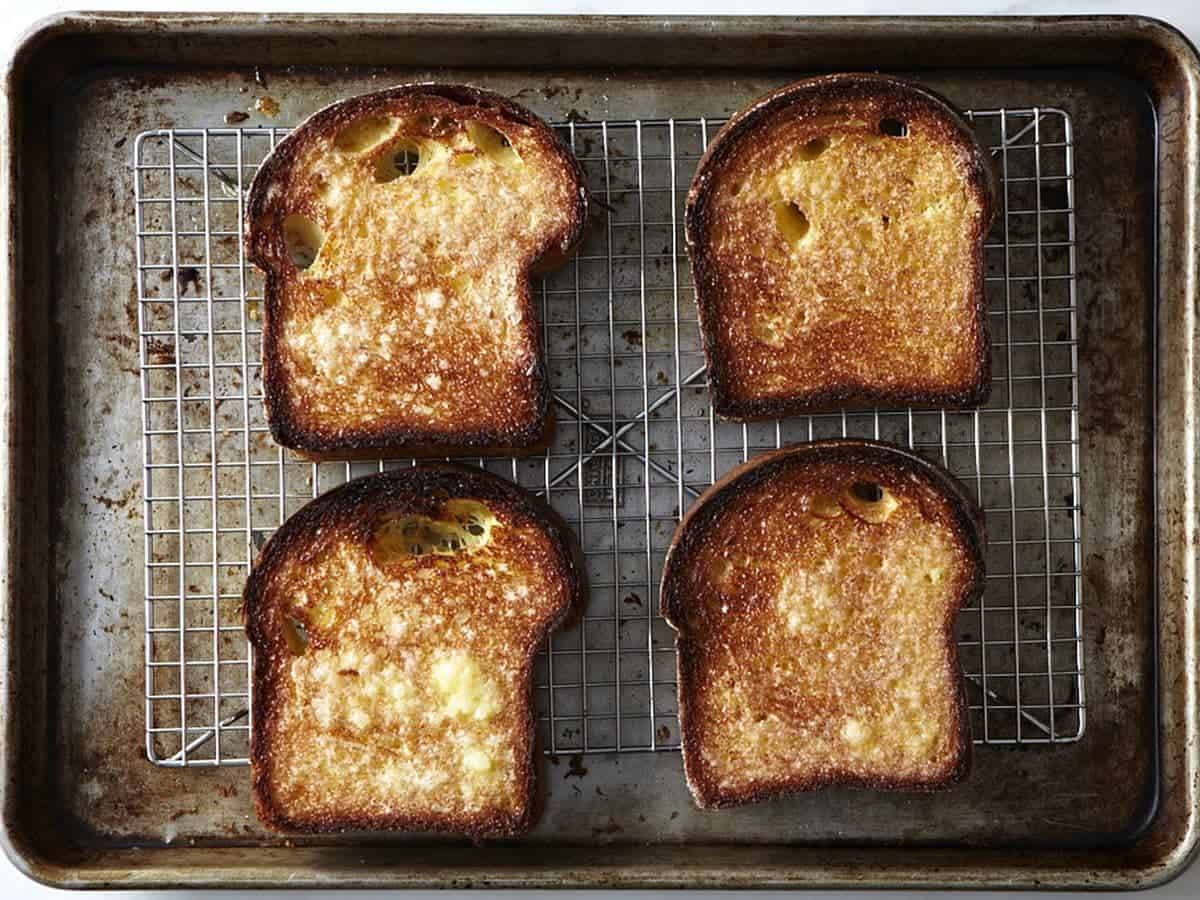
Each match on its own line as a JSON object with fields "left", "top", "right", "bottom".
{"left": 135, "top": 107, "right": 1084, "bottom": 766}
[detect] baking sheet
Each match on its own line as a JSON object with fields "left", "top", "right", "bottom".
{"left": 2, "top": 13, "right": 1196, "bottom": 890}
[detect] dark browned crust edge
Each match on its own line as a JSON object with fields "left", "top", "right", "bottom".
{"left": 242, "top": 463, "right": 585, "bottom": 838}
{"left": 245, "top": 83, "right": 589, "bottom": 455}
{"left": 685, "top": 73, "right": 997, "bottom": 421}
{"left": 659, "top": 439, "right": 986, "bottom": 809}
{"left": 289, "top": 411, "right": 556, "bottom": 462}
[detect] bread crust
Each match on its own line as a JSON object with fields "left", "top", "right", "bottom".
{"left": 660, "top": 439, "right": 986, "bottom": 808}
{"left": 686, "top": 74, "right": 997, "bottom": 420}
{"left": 286, "top": 412, "right": 556, "bottom": 462}
{"left": 243, "top": 463, "right": 583, "bottom": 837}
{"left": 246, "top": 84, "right": 588, "bottom": 456}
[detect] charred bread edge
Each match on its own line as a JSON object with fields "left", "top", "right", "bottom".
{"left": 685, "top": 73, "right": 997, "bottom": 421}
{"left": 659, "top": 438, "right": 986, "bottom": 807}
{"left": 289, "top": 412, "right": 557, "bottom": 462}
{"left": 245, "top": 83, "right": 589, "bottom": 455}
{"left": 243, "top": 462, "right": 586, "bottom": 837}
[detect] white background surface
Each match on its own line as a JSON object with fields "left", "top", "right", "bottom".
{"left": 3, "top": 0, "right": 1198, "bottom": 896}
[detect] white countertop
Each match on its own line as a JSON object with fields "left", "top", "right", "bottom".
{"left": 3, "top": 0, "right": 1198, "bottom": 896}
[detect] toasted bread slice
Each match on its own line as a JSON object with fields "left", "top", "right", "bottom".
{"left": 687, "top": 74, "right": 996, "bottom": 419}
{"left": 660, "top": 440, "right": 984, "bottom": 808}
{"left": 246, "top": 84, "right": 587, "bottom": 457}
{"left": 243, "top": 464, "right": 581, "bottom": 836}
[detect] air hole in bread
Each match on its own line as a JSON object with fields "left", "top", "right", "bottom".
{"left": 333, "top": 115, "right": 399, "bottom": 153}
{"left": 374, "top": 140, "right": 421, "bottom": 182}
{"left": 842, "top": 482, "right": 900, "bottom": 524}
{"left": 467, "top": 121, "right": 521, "bottom": 168}
{"left": 773, "top": 201, "right": 811, "bottom": 244}
{"left": 879, "top": 117, "right": 908, "bottom": 138}
{"left": 851, "top": 481, "right": 884, "bottom": 502}
{"left": 281, "top": 214, "right": 324, "bottom": 270}
{"left": 799, "top": 136, "right": 830, "bottom": 160}
{"left": 371, "top": 499, "right": 498, "bottom": 562}
{"left": 282, "top": 614, "right": 309, "bottom": 655}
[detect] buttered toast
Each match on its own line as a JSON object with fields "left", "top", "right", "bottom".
{"left": 243, "top": 465, "right": 581, "bottom": 836}
{"left": 687, "top": 74, "right": 995, "bottom": 419}
{"left": 246, "top": 84, "right": 587, "bottom": 457}
{"left": 660, "top": 440, "right": 984, "bottom": 808}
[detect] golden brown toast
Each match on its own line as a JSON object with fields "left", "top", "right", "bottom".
{"left": 246, "top": 84, "right": 587, "bottom": 456}
{"left": 687, "top": 74, "right": 996, "bottom": 419}
{"left": 660, "top": 440, "right": 985, "bottom": 808}
{"left": 243, "top": 464, "right": 581, "bottom": 836}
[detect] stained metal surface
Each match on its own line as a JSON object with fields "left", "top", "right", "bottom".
{"left": 1, "top": 12, "right": 1197, "bottom": 890}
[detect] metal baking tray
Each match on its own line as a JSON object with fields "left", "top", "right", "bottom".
{"left": 2, "top": 12, "right": 1197, "bottom": 890}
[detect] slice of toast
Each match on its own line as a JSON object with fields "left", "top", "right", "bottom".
{"left": 686, "top": 74, "right": 996, "bottom": 419}
{"left": 246, "top": 84, "right": 587, "bottom": 457}
{"left": 243, "top": 464, "right": 581, "bottom": 836}
{"left": 660, "top": 440, "right": 985, "bottom": 808}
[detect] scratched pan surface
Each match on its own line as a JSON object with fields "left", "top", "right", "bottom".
{"left": 1, "top": 13, "right": 1197, "bottom": 890}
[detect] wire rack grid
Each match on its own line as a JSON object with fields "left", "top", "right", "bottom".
{"left": 134, "top": 106, "right": 1084, "bottom": 766}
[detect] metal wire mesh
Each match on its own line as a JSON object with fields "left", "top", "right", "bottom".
{"left": 135, "top": 107, "right": 1084, "bottom": 766}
